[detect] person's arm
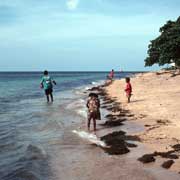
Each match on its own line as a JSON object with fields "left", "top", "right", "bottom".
{"left": 51, "top": 77, "right": 56, "bottom": 85}
{"left": 86, "top": 100, "right": 89, "bottom": 108}
{"left": 53, "top": 80, "right": 57, "bottom": 85}
{"left": 40, "top": 77, "right": 44, "bottom": 88}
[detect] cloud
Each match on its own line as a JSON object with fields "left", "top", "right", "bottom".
{"left": 66, "top": 0, "right": 79, "bottom": 10}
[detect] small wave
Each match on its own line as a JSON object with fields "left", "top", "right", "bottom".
{"left": 91, "top": 80, "right": 105, "bottom": 86}
{"left": 66, "top": 99, "right": 85, "bottom": 110}
{"left": 85, "top": 86, "right": 90, "bottom": 90}
{"left": 2, "top": 144, "right": 49, "bottom": 180}
{"left": 76, "top": 109, "right": 87, "bottom": 118}
{"left": 91, "top": 81, "right": 98, "bottom": 85}
{"left": 72, "top": 130, "right": 106, "bottom": 147}
{"left": 25, "top": 144, "right": 47, "bottom": 160}
{"left": 3, "top": 167, "right": 40, "bottom": 180}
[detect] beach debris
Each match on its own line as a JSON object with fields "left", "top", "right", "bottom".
{"left": 103, "top": 120, "right": 124, "bottom": 127}
{"left": 138, "top": 149, "right": 179, "bottom": 165}
{"left": 126, "top": 143, "right": 137, "bottom": 148}
{"left": 138, "top": 154, "right": 156, "bottom": 163}
{"left": 88, "top": 86, "right": 101, "bottom": 91}
{"left": 105, "top": 114, "right": 117, "bottom": 119}
{"left": 139, "top": 114, "right": 147, "bottom": 119}
{"left": 153, "top": 151, "right": 179, "bottom": 159}
{"left": 144, "top": 124, "right": 151, "bottom": 127}
{"left": 146, "top": 125, "right": 160, "bottom": 131}
{"left": 126, "top": 114, "right": 134, "bottom": 117}
{"left": 100, "top": 131, "right": 138, "bottom": 155}
{"left": 156, "top": 119, "right": 170, "bottom": 125}
{"left": 161, "top": 160, "right": 175, "bottom": 169}
{"left": 172, "top": 144, "right": 180, "bottom": 151}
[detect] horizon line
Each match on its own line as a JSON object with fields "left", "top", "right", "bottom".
{"left": 0, "top": 70, "right": 149, "bottom": 73}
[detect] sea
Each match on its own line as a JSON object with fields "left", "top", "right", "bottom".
{"left": 0, "top": 71, "right": 134, "bottom": 180}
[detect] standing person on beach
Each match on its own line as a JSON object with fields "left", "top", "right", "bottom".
{"left": 86, "top": 93, "right": 101, "bottom": 132}
{"left": 125, "top": 77, "right": 132, "bottom": 103}
{"left": 40, "top": 70, "right": 56, "bottom": 103}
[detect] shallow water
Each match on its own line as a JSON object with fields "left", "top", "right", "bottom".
{"left": 0, "top": 72, "right": 135, "bottom": 180}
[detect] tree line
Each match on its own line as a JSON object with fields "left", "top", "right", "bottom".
{"left": 145, "top": 16, "right": 180, "bottom": 69}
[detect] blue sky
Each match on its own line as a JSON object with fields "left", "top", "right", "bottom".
{"left": 0, "top": 0, "right": 179, "bottom": 71}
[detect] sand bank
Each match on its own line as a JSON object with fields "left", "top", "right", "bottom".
{"left": 105, "top": 71, "right": 180, "bottom": 173}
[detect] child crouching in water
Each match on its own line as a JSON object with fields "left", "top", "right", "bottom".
{"left": 125, "top": 77, "right": 132, "bottom": 103}
{"left": 86, "top": 93, "right": 101, "bottom": 132}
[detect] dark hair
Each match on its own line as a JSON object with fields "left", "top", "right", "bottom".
{"left": 125, "top": 77, "right": 130, "bottom": 83}
{"left": 89, "top": 93, "right": 98, "bottom": 98}
{"left": 44, "top": 70, "right": 48, "bottom": 75}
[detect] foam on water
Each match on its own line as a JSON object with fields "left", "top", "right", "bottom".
{"left": 76, "top": 109, "right": 87, "bottom": 118}
{"left": 72, "top": 130, "right": 107, "bottom": 147}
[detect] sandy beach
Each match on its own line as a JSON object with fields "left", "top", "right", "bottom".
{"left": 106, "top": 71, "right": 180, "bottom": 174}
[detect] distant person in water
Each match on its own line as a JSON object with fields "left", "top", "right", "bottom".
{"left": 106, "top": 69, "right": 114, "bottom": 85}
{"left": 40, "top": 70, "right": 56, "bottom": 103}
{"left": 109, "top": 69, "right": 115, "bottom": 80}
{"left": 86, "top": 93, "right": 101, "bottom": 132}
{"left": 125, "top": 77, "right": 132, "bottom": 103}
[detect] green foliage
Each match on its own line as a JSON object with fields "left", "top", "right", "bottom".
{"left": 145, "top": 16, "right": 180, "bottom": 67}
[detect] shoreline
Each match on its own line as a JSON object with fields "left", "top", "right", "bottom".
{"left": 50, "top": 72, "right": 180, "bottom": 180}
{"left": 52, "top": 83, "right": 157, "bottom": 180}
{"left": 105, "top": 71, "right": 180, "bottom": 175}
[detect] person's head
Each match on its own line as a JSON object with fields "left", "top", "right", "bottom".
{"left": 112, "top": 69, "right": 114, "bottom": 72}
{"left": 44, "top": 70, "right": 48, "bottom": 75}
{"left": 89, "top": 93, "right": 98, "bottom": 99}
{"left": 125, "top": 77, "right": 130, "bottom": 83}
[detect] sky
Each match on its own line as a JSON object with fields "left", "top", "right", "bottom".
{"left": 0, "top": 0, "right": 179, "bottom": 71}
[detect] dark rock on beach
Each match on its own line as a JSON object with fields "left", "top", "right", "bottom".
{"left": 126, "top": 143, "right": 138, "bottom": 148}
{"left": 100, "top": 131, "right": 137, "bottom": 155}
{"left": 88, "top": 86, "right": 101, "bottom": 91}
{"left": 138, "top": 149, "right": 179, "bottom": 165}
{"left": 138, "top": 154, "right": 156, "bottom": 163}
{"left": 105, "top": 114, "right": 116, "bottom": 119}
{"left": 103, "top": 120, "right": 124, "bottom": 127}
{"left": 102, "top": 145, "right": 130, "bottom": 155}
{"left": 161, "top": 160, "right": 175, "bottom": 169}
{"left": 153, "top": 151, "right": 179, "bottom": 159}
{"left": 172, "top": 144, "right": 180, "bottom": 151}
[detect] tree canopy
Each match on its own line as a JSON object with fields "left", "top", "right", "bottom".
{"left": 145, "top": 16, "right": 180, "bottom": 68}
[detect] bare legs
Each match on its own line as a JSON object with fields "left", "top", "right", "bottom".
{"left": 127, "top": 94, "right": 131, "bottom": 103}
{"left": 87, "top": 118, "right": 96, "bottom": 132}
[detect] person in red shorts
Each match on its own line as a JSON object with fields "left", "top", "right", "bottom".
{"left": 125, "top": 77, "right": 132, "bottom": 103}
